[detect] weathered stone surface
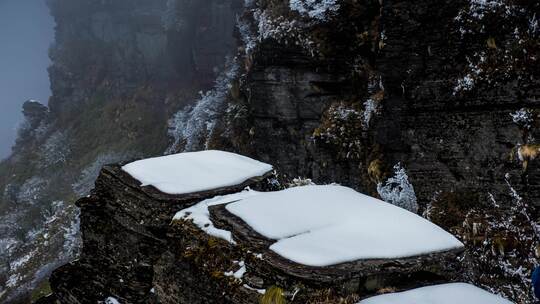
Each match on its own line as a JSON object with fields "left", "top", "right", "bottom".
{"left": 47, "top": 163, "right": 272, "bottom": 303}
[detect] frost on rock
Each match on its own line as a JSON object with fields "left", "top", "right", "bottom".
{"left": 289, "top": 0, "right": 340, "bottom": 22}
{"left": 363, "top": 98, "right": 378, "bottom": 127}
{"left": 287, "top": 177, "right": 316, "bottom": 188}
{"left": 253, "top": 9, "right": 318, "bottom": 56}
{"left": 166, "top": 59, "right": 239, "bottom": 153}
{"left": 237, "top": 16, "right": 257, "bottom": 55}
{"left": 226, "top": 185, "right": 463, "bottom": 267}
{"left": 359, "top": 283, "right": 513, "bottom": 304}
{"left": 123, "top": 150, "right": 273, "bottom": 195}
{"left": 174, "top": 190, "right": 261, "bottom": 243}
{"left": 377, "top": 163, "right": 419, "bottom": 213}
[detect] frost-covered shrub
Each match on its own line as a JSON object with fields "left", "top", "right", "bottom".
{"left": 457, "top": 177, "right": 538, "bottom": 302}
{"left": 377, "top": 163, "right": 418, "bottom": 213}
{"left": 166, "top": 59, "right": 240, "bottom": 153}
{"left": 237, "top": 16, "right": 257, "bottom": 55}
{"left": 249, "top": 8, "right": 319, "bottom": 56}
{"left": 289, "top": 0, "right": 340, "bottom": 22}
{"left": 510, "top": 108, "right": 534, "bottom": 130}
{"left": 313, "top": 102, "right": 363, "bottom": 159}
{"left": 362, "top": 76, "right": 384, "bottom": 128}
{"left": 39, "top": 131, "right": 71, "bottom": 168}
{"left": 454, "top": 0, "right": 538, "bottom": 95}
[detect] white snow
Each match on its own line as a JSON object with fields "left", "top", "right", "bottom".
{"left": 226, "top": 185, "right": 463, "bottom": 267}
{"left": 174, "top": 190, "right": 261, "bottom": 243}
{"left": 358, "top": 283, "right": 513, "bottom": 304}
{"left": 224, "top": 261, "right": 247, "bottom": 279}
{"left": 122, "top": 150, "right": 272, "bottom": 195}
{"left": 104, "top": 297, "right": 121, "bottom": 304}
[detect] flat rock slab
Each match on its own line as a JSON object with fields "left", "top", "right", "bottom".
{"left": 225, "top": 185, "right": 463, "bottom": 266}
{"left": 209, "top": 186, "right": 464, "bottom": 283}
{"left": 122, "top": 150, "right": 273, "bottom": 195}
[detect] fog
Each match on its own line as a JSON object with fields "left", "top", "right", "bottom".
{"left": 0, "top": 0, "right": 54, "bottom": 159}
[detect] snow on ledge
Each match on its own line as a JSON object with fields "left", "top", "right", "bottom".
{"left": 226, "top": 185, "right": 464, "bottom": 267}
{"left": 122, "top": 150, "right": 272, "bottom": 195}
{"left": 174, "top": 190, "right": 261, "bottom": 243}
{"left": 358, "top": 283, "right": 514, "bottom": 304}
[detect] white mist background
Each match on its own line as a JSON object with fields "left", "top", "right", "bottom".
{"left": 0, "top": 0, "right": 54, "bottom": 159}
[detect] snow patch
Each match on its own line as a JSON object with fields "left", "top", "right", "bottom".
{"left": 123, "top": 151, "right": 272, "bottom": 195}
{"left": 225, "top": 261, "right": 247, "bottom": 279}
{"left": 174, "top": 189, "right": 261, "bottom": 243}
{"left": 226, "top": 185, "right": 463, "bottom": 267}
{"left": 359, "top": 283, "right": 513, "bottom": 304}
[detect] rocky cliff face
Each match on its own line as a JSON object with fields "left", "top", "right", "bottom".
{"left": 205, "top": 0, "right": 539, "bottom": 301}
{"left": 3, "top": 0, "right": 539, "bottom": 303}
{"left": 0, "top": 0, "right": 241, "bottom": 302}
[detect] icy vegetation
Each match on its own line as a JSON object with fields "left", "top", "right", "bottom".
{"left": 377, "top": 163, "right": 419, "bottom": 213}
{"left": 16, "top": 177, "right": 47, "bottom": 205}
{"left": 289, "top": 0, "right": 340, "bottom": 21}
{"left": 359, "top": 283, "right": 513, "bottom": 304}
{"left": 39, "top": 131, "right": 70, "bottom": 168}
{"left": 122, "top": 150, "right": 273, "bottom": 195}
{"left": 72, "top": 153, "right": 125, "bottom": 196}
{"left": 237, "top": 16, "right": 257, "bottom": 55}
{"left": 226, "top": 185, "right": 462, "bottom": 266}
{"left": 166, "top": 59, "right": 239, "bottom": 153}
{"left": 510, "top": 108, "right": 534, "bottom": 130}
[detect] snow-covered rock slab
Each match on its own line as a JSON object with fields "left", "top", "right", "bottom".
{"left": 359, "top": 283, "right": 514, "bottom": 304}
{"left": 173, "top": 189, "right": 261, "bottom": 243}
{"left": 121, "top": 150, "right": 273, "bottom": 195}
{"left": 225, "top": 185, "right": 464, "bottom": 267}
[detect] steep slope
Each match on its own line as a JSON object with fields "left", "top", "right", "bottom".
{"left": 0, "top": 0, "right": 242, "bottom": 302}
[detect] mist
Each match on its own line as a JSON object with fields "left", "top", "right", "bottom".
{"left": 0, "top": 0, "right": 54, "bottom": 159}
